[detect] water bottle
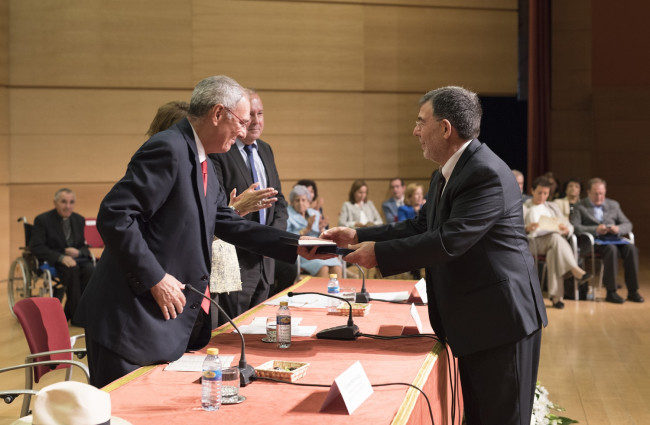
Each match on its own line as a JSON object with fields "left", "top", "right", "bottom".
{"left": 327, "top": 273, "right": 340, "bottom": 313}
{"left": 586, "top": 285, "right": 595, "bottom": 301}
{"left": 201, "top": 348, "right": 222, "bottom": 411}
{"left": 276, "top": 301, "right": 291, "bottom": 349}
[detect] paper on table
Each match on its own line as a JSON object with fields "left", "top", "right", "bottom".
{"left": 236, "top": 316, "right": 304, "bottom": 334}
{"left": 164, "top": 353, "right": 235, "bottom": 371}
{"left": 369, "top": 291, "right": 410, "bottom": 302}
{"left": 264, "top": 293, "right": 330, "bottom": 309}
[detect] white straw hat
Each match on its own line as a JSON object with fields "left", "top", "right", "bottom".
{"left": 11, "top": 381, "right": 132, "bottom": 425}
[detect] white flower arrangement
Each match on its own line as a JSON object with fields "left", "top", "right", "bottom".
{"left": 531, "top": 382, "right": 577, "bottom": 425}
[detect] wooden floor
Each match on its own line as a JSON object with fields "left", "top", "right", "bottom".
{"left": 1, "top": 257, "right": 649, "bottom": 424}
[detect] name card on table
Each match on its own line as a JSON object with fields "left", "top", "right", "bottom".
{"left": 320, "top": 361, "right": 373, "bottom": 415}
{"left": 414, "top": 278, "right": 428, "bottom": 304}
{"left": 410, "top": 303, "right": 424, "bottom": 333}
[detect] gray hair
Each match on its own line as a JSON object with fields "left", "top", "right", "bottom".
{"left": 290, "top": 185, "right": 312, "bottom": 203}
{"left": 419, "top": 86, "right": 482, "bottom": 140}
{"left": 188, "top": 75, "right": 246, "bottom": 118}
{"left": 54, "top": 188, "right": 74, "bottom": 201}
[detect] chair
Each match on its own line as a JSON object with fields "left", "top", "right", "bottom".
{"left": 528, "top": 233, "right": 580, "bottom": 301}
{"left": 7, "top": 218, "right": 58, "bottom": 317}
{"left": 9, "top": 297, "right": 89, "bottom": 417}
{"left": 84, "top": 218, "right": 104, "bottom": 264}
{"left": 577, "top": 232, "right": 635, "bottom": 301}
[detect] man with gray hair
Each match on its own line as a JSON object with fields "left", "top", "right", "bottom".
{"left": 76, "top": 76, "right": 309, "bottom": 388}
{"left": 324, "top": 86, "right": 548, "bottom": 424}
{"left": 29, "top": 188, "right": 94, "bottom": 323}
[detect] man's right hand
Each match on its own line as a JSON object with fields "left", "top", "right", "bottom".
{"left": 61, "top": 255, "right": 77, "bottom": 267}
{"left": 320, "top": 226, "right": 358, "bottom": 247}
{"left": 151, "top": 273, "right": 186, "bottom": 320}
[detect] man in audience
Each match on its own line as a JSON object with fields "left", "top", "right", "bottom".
{"left": 324, "top": 86, "right": 547, "bottom": 424}
{"left": 75, "top": 76, "right": 308, "bottom": 388}
{"left": 210, "top": 90, "right": 288, "bottom": 319}
{"left": 382, "top": 178, "right": 405, "bottom": 223}
{"left": 571, "top": 177, "right": 644, "bottom": 304}
{"left": 512, "top": 169, "right": 531, "bottom": 202}
{"left": 29, "top": 188, "right": 95, "bottom": 323}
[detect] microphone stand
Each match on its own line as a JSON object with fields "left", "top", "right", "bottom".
{"left": 187, "top": 285, "right": 255, "bottom": 387}
{"left": 288, "top": 291, "right": 359, "bottom": 340}
{"left": 353, "top": 264, "right": 371, "bottom": 303}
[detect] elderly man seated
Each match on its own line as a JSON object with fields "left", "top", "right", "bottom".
{"left": 524, "top": 177, "right": 591, "bottom": 309}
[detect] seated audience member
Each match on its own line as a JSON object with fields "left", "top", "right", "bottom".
{"left": 382, "top": 178, "right": 405, "bottom": 223}
{"left": 397, "top": 183, "right": 425, "bottom": 221}
{"left": 296, "top": 179, "right": 329, "bottom": 232}
{"left": 542, "top": 171, "right": 560, "bottom": 200}
{"left": 524, "top": 177, "right": 591, "bottom": 309}
{"left": 512, "top": 169, "right": 531, "bottom": 202}
{"left": 287, "top": 185, "right": 342, "bottom": 277}
{"left": 146, "top": 101, "right": 190, "bottom": 138}
{"left": 571, "top": 177, "right": 644, "bottom": 304}
{"left": 554, "top": 177, "right": 582, "bottom": 219}
{"left": 29, "top": 188, "right": 95, "bottom": 323}
{"left": 339, "top": 179, "right": 383, "bottom": 228}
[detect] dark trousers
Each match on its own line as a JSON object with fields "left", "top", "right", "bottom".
{"left": 458, "top": 328, "right": 542, "bottom": 425}
{"left": 56, "top": 258, "right": 94, "bottom": 322}
{"left": 218, "top": 275, "right": 270, "bottom": 325}
{"left": 594, "top": 243, "right": 639, "bottom": 293}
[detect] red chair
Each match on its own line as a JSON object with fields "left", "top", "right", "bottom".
{"left": 84, "top": 218, "right": 104, "bottom": 262}
{"left": 10, "top": 297, "right": 89, "bottom": 416}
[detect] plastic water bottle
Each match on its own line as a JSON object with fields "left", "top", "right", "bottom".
{"left": 277, "top": 301, "right": 291, "bottom": 349}
{"left": 201, "top": 348, "right": 222, "bottom": 411}
{"left": 327, "top": 273, "right": 340, "bottom": 313}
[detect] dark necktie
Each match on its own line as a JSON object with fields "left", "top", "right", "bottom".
{"left": 435, "top": 175, "right": 446, "bottom": 207}
{"left": 62, "top": 218, "right": 73, "bottom": 246}
{"left": 243, "top": 144, "right": 265, "bottom": 224}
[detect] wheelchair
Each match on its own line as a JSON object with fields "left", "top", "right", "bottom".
{"left": 7, "top": 217, "right": 60, "bottom": 318}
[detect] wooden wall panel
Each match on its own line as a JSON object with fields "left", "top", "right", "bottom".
{"left": 193, "top": 1, "right": 365, "bottom": 91}
{"left": 0, "top": 0, "right": 7, "bottom": 85}
{"left": 287, "top": 0, "right": 516, "bottom": 8}
{"left": 364, "top": 6, "right": 518, "bottom": 94}
{"left": 10, "top": 0, "right": 193, "bottom": 88}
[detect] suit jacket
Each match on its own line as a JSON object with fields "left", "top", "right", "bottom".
{"left": 357, "top": 139, "right": 547, "bottom": 357}
{"left": 570, "top": 197, "right": 633, "bottom": 236}
{"left": 523, "top": 199, "right": 573, "bottom": 237}
{"left": 29, "top": 209, "right": 91, "bottom": 265}
{"left": 209, "top": 139, "right": 288, "bottom": 287}
{"left": 382, "top": 198, "right": 399, "bottom": 223}
{"left": 75, "top": 119, "right": 297, "bottom": 366}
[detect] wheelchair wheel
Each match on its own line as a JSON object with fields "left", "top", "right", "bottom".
{"left": 7, "top": 257, "right": 30, "bottom": 317}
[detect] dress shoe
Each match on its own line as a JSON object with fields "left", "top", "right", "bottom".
{"left": 627, "top": 292, "right": 645, "bottom": 303}
{"left": 552, "top": 300, "right": 565, "bottom": 309}
{"left": 605, "top": 291, "right": 625, "bottom": 304}
{"left": 577, "top": 272, "right": 593, "bottom": 284}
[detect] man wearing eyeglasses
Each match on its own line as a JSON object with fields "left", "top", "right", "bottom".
{"left": 209, "top": 89, "right": 289, "bottom": 321}
{"left": 323, "top": 86, "right": 547, "bottom": 425}
{"left": 75, "top": 76, "right": 312, "bottom": 388}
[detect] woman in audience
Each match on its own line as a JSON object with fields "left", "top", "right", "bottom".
{"left": 554, "top": 177, "right": 582, "bottom": 219}
{"left": 296, "top": 179, "right": 329, "bottom": 232}
{"left": 338, "top": 179, "right": 383, "bottom": 228}
{"left": 524, "top": 176, "right": 591, "bottom": 309}
{"left": 542, "top": 171, "right": 561, "bottom": 200}
{"left": 397, "top": 183, "right": 425, "bottom": 221}
{"left": 287, "top": 185, "right": 342, "bottom": 277}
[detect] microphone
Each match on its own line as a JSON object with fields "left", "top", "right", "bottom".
{"left": 187, "top": 285, "right": 255, "bottom": 387}
{"left": 287, "top": 291, "right": 359, "bottom": 340}
{"left": 352, "top": 264, "right": 371, "bottom": 303}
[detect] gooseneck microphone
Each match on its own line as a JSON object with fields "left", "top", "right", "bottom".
{"left": 352, "top": 264, "right": 371, "bottom": 303}
{"left": 287, "top": 291, "right": 359, "bottom": 340}
{"left": 187, "top": 285, "right": 255, "bottom": 386}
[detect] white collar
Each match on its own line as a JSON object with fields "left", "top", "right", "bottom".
{"left": 189, "top": 123, "right": 206, "bottom": 162}
{"left": 440, "top": 139, "right": 472, "bottom": 182}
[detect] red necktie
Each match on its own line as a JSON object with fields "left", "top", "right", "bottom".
{"left": 200, "top": 160, "right": 210, "bottom": 313}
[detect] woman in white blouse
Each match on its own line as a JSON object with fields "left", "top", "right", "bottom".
{"left": 338, "top": 179, "right": 384, "bottom": 228}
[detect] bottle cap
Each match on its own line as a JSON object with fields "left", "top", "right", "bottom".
{"left": 206, "top": 348, "right": 219, "bottom": 355}
{"left": 329, "top": 274, "right": 338, "bottom": 278}
{"left": 280, "top": 301, "right": 288, "bottom": 306}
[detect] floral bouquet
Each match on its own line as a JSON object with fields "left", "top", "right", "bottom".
{"left": 531, "top": 382, "right": 578, "bottom": 425}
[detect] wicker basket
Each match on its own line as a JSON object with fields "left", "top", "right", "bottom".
{"left": 335, "top": 302, "right": 371, "bottom": 317}
{"left": 254, "top": 360, "right": 310, "bottom": 383}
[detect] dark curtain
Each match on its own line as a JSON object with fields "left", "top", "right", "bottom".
{"left": 527, "top": 0, "right": 551, "bottom": 187}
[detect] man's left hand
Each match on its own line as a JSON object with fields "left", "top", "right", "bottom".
{"left": 65, "top": 247, "right": 80, "bottom": 258}
{"left": 344, "top": 241, "right": 378, "bottom": 269}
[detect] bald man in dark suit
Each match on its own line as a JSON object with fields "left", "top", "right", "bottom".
{"left": 324, "top": 87, "right": 547, "bottom": 425}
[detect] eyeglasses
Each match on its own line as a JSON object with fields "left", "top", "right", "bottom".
{"left": 224, "top": 106, "right": 250, "bottom": 129}
{"left": 415, "top": 117, "right": 443, "bottom": 129}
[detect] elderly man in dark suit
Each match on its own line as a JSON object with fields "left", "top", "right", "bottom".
{"left": 323, "top": 86, "right": 547, "bottom": 425}
{"left": 209, "top": 90, "right": 288, "bottom": 319}
{"left": 571, "top": 177, "right": 644, "bottom": 304}
{"left": 29, "top": 188, "right": 94, "bottom": 322}
{"left": 76, "top": 76, "right": 311, "bottom": 388}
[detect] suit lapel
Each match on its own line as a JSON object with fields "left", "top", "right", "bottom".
{"left": 231, "top": 144, "right": 253, "bottom": 186}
